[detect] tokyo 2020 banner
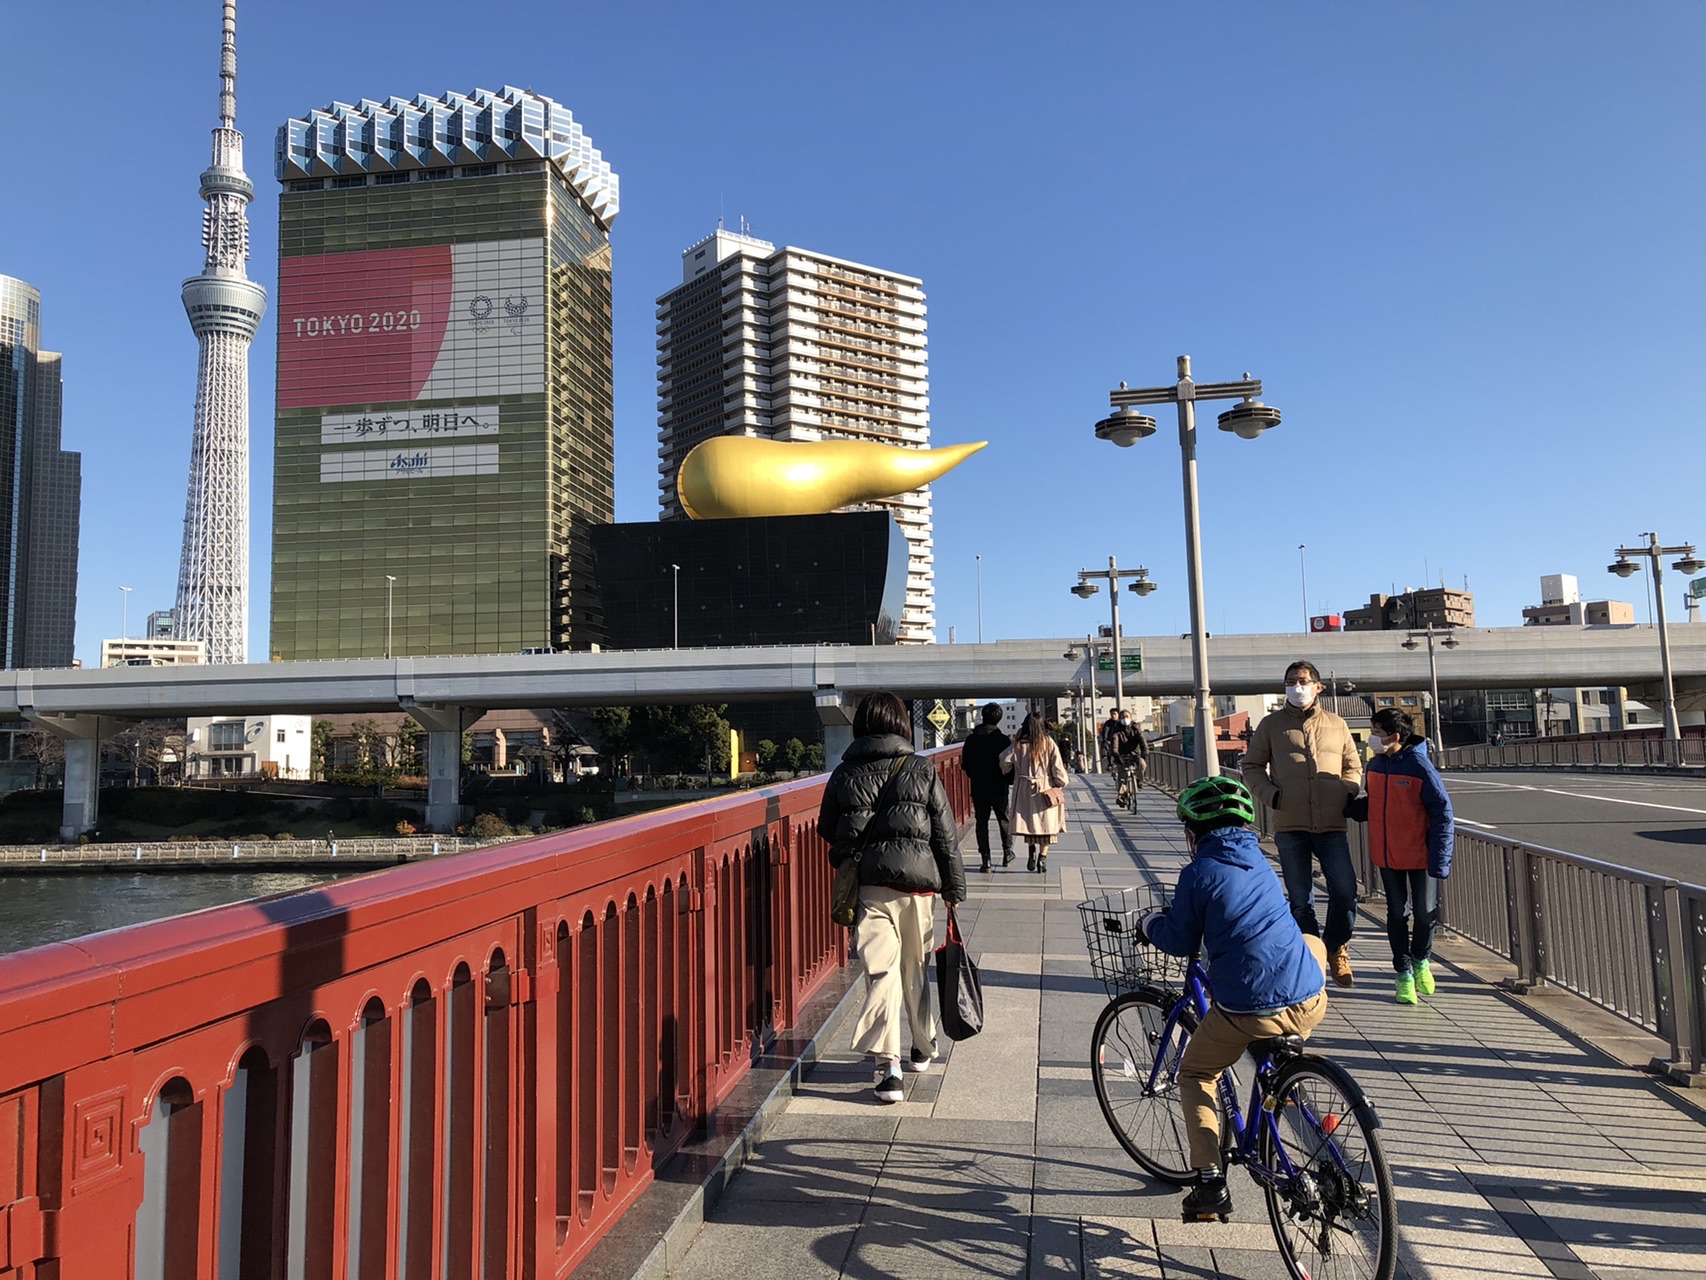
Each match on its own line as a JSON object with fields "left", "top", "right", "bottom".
{"left": 277, "top": 238, "right": 544, "bottom": 409}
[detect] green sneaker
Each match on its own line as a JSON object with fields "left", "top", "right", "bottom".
{"left": 1414, "top": 958, "right": 1436, "bottom": 996}
{"left": 1394, "top": 971, "right": 1417, "bottom": 1005}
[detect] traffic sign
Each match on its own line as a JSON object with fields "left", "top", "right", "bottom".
{"left": 927, "top": 701, "right": 952, "bottom": 733}
{"left": 1096, "top": 653, "right": 1142, "bottom": 672}
{"left": 1690, "top": 578, "right": 1706, "bottom": 599}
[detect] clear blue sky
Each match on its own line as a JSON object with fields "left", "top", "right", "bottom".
{"left": 5, "top": 2, "right": 1703, "bottom": 666}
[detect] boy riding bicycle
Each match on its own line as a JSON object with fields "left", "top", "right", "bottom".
{"left": 1136, "top": 775, "right": 1329, "bottom": 1222}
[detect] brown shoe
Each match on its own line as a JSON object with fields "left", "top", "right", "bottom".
{"left": 1328, "top": 946, "right": 1355, "bottom": 988}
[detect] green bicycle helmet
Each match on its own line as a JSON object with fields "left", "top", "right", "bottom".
{"left": 1175, "top": 775, "right": 1257, "bottom": 827}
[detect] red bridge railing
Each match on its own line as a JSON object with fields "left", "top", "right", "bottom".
{"left": 0, "top": 748, "right": 971, "bottom": 1278}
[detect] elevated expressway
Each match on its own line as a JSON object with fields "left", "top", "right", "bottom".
{"left": 8, "top": 624, "right": 1704, "bottom": 837}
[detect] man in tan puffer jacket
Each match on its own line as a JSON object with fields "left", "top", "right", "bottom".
{"left": 1240, "top": 660, "right": 1363, "bottom": 986}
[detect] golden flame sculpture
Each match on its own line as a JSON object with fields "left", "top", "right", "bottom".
{"left": 677, "top": 436, "right": 987, "bottom": 520}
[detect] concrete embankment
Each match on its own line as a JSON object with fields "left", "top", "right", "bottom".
{"left": 0, "top": 836, "right": 491, "bottom": 873}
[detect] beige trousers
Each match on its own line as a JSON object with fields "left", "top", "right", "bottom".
{"left": 850, "top": 886, "right": 937, "bottom": 1062}
{"left": 1179, "top": 936, "right": 1329, "bottom": 1170}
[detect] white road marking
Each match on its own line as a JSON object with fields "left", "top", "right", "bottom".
{"left": 1456, "top": 818, "right": 1500, "bottom": 830}
{"left": 1451, "top": 775, "right": 1706, "bottom": 817}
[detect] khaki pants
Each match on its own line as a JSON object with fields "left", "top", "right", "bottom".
{"left": 1179, "top": 936, "right": 1328, "bottom": 1170}
{"left": 850, "top": 886, "right": 937, "bottom": 1062}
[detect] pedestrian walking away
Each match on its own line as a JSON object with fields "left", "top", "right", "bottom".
{"left": 1240, "top": 660, "right": 1363, "bottom": 987}
{"left": 1352, "top": 708, "right": 1454, "bottom": 1004}
{"left": 1135, "top": 775, "right": 1329, "bottom": 1223}
{"left": 1002, "top": 712, "right": 1069, "bottom": 874}
{"left": 817, "top": 692, "right": 967, "bottom": 1103}
{"left": 959, "top": 701, "right": 1014, "bottom": 871}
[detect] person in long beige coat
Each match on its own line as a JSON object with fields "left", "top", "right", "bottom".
{"left": 1001, "top": 714, "right": 1069, "bottom": 873}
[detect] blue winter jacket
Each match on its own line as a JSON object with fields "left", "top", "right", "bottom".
{"left": 1363, "top": 737, "right": 1454, "bottom": 878}
{"left": 1145, "top": 826, "right": 1326, "bottom": 1015}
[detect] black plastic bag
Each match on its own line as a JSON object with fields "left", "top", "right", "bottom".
{"left": 935, "top": 904, "right": 983, "bottom": 1040}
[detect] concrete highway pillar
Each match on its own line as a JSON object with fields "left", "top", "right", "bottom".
{"left": 24, "top": 713, "right": 108, "bottom": 841}
{"left": 815, "top": 690, "right": 855, "bottom": 766}
{"left": 401, "top": 701, "right": 480, "bottom": 833}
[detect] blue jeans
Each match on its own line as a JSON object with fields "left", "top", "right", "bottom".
{"left": 1377, "top": 867, "right": 1439, "bottom": 972}
{"left": 1274, "top": 830, "right": 1357, "bottom": 951}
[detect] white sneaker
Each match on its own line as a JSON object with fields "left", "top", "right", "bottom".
{"left": 873, "top": 1071, "right": 904, "bottom": 1103}
{"left": 906, "top": 1047, "right": 937, "bottom": 1073}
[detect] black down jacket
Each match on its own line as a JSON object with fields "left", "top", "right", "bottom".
{"left": 817, "top": 734, "right": 966, "bottom": 904}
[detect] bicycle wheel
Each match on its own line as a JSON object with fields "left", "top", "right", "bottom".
{"left": 1090, "top": 988, "right": 1197, "bottom": 1183}
{"left": 1258, "top": 1056, "right": 1397, "bottom": 1280}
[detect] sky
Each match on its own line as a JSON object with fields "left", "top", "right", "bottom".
{"left": 4, "top": 1, "right": 1704, "bottom": 668}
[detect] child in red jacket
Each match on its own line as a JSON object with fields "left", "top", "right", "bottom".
{"left": 1362, "top": 708, "right": 1454, "bottom": 1004}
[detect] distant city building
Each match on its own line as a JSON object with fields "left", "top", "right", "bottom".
{"left": 1521, "top": 573, "right": 1634, "bottom": 626}
{"left": 654, "top": 228, "right": 936, "bottom": 642}
{"left": 175, "top": 1, "right": 266, "bottom": 665}
{"left": 1343, "top": 588, "right": 1474, "bottom": 631}
{"left": 270, "top": 86, "right": 618, "bottom": 659}
{"left": 186, "top": 714, "right": 312, "bottom": 780}
{"left": 100, "top": 637, "right": 206, "bottom": 668}
{"left": 145, "top": 609, "right": 176, "bottom": 639}
{"left": 0, "top": 276, "right": 82, "bottom": 669}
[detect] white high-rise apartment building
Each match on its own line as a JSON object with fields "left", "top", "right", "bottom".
{"left": 656, "top": 228, "right": 935, "bottom": 642}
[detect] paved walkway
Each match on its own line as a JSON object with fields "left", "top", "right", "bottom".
{"left": 665, "top": 773, "right": 1706, "bottom": 1279}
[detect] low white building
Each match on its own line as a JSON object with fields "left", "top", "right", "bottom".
{"left": 100, "top": 637, "right": 206, "bottom": 667}
{"left": 185, "top": 714, "right": 313, "bottom": 780}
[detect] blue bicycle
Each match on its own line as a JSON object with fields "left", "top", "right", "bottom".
{"left": 1081, "top": 887, "right": 1397, "bottom": 1280}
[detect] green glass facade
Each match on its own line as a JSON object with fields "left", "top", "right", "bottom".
{"left": 270, "top": 168, "right": 613, "bottom": 659}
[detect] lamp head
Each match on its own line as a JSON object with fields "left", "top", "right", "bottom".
{"left": 1402, "top": 638, "right": 1419, "bottom": 651}
{"left": 1674, "top": 555, "right": 1703, "bottom": 577}
{"left": 1094, "top": 407, "right": 1157, "bottom": 448}
{"left": 1442, "top": 636, "right": 1461, "bottom": 649}
{"left": 1609, "top": 558, "right": 1638, "bottom": 578}
{"left": 1071, "top": 582, "right": 1098, "bottom": 599}
{"left": 1129, "top": 571, "right": 1158, "bottom": 597}
{"left": 1217, "top": 399, "right": 1282, "bottom": 440}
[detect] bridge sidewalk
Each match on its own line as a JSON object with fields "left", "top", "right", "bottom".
{"left": 662, "top": 773, "right": 1706, "bottom": 1280}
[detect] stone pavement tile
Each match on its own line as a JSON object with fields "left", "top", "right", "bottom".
{"left": 1079, "top": 1218, "right": 1163, "bottom": 1279}
{"left": 1028, "top": 1214, "right": 1086, "bottom": 1279}
{"left": 713, "top": 1134, "right": 891, "bottom": 1207}
{"left": 1029, "top": 1144, "right": 1172, "bottom": 1219}
{"left": 843, "top": 1204, "right": 1032, "bottom": 1280}
{"left": 895, "top": 1117, "right": 1037, "bottom": 1147}
{"left": 758, "top": 1111, "right": 902, "bottom": 1145}
{"left": 668, "top": 1200, "right": 862, "bottom": 1280}
{"left": 1037, "top": 1093, "right": 1125, "bottom": 1150}
{"left": 870, "top": 1142, "right": 1035, "bottom": 1218}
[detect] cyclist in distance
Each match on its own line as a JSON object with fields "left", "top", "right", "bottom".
{"left": 1135, "top": 776, "right": 1329, "bottom": 1222}
{"left": 1107, "top": 710, "right": 1149, "bottom": 804}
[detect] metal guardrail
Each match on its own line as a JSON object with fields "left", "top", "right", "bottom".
{"left": 1146, "top": 753, "right": 1704, "bottom": 1080}
{"left": 1441, "top": 737, "right": 1706, "bottom": 770}
{"left": 0, "top": 835, "right": 488, "bottom": 867}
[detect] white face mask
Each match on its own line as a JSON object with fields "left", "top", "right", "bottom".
{"left": 1367, "top": 732, "right": 1387, "bottom": 753}
{"left": 1285, "top": 683, "right": 1317, "bottom": 709}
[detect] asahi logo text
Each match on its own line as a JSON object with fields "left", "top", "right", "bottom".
{"left": 389, "top": 452, "right": 431, "bottom": 472}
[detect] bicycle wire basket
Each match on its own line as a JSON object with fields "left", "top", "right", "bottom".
{"left": 1077, "top": 885, "right": 1190, "bottom": 999}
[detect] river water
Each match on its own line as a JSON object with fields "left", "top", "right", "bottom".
{"left": 0, "top": 870, "right": 361, "bottom": 957}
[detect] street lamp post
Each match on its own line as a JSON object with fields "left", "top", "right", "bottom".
{"left": 1298, "top": 545, "right": 1308, "bottom": 633}
{"left": 1609, "top": 533, "right": 1701, "bottom": 760}
{"left": 384, "top": 575, "right": 396, "bottom": 659}
{"left": 976, "top": 554, "right": 984, "bottom": 644}
{"left": 1402, "top": 625, "right": 1461, "bottom": 754}
{"left": 1095, "top": 356, "right": 1281, "bottom": 778}
{"left": 1065, "top": 635, "right": 1108, "bottom": 773}
{"left": 119, "top": 586, "right": 132, "bottom": 641}
{"left": 1071, "top": 557, "right": 1156, "bottom": 715}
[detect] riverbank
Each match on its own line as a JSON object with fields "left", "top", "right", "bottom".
{"left": 0, "top": 835, "right": 491, "bottom": 872}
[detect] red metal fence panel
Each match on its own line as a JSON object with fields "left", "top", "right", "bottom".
{"left": 0, "top": 747, "right": 971, "bottom": 1279}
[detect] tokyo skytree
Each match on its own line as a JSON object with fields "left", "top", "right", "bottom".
{"left": 175, "top": 0, "right": 265, "bottom": 664}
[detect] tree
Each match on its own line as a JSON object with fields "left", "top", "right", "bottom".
{"left": 15, "top": 727, "right": 64, "bottom": 787}
{"left": 388, "top": 716, "right": 422, "bottom": 775}
{"left": 780, "top": 737, "right": 806, "bottom": 778}
{"left": 311, "top": 720, "right": 335, "bottom": 781}
{"left": 109, "top": 719, "right": 186, "bottom": 786}
{"left": 804, "top": 743, "right": 825, "bottom": 773}
{"left": 755, "top": 739, "right": 779, "bottom": 773}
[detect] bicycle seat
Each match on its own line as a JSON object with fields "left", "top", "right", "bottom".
{"left": 1247, "top": 1034, "right": 1306, "bottom": 1061}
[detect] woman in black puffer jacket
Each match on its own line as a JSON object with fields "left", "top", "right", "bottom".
{"left": 818, "top": 692, "right": 967, "bottom": 1104}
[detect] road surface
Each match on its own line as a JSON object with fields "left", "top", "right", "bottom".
{"left": 1445, "top": 769, "right": 1706, "bottom": 883}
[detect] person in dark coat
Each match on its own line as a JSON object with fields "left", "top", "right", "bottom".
{"left": 959, "top": 702, "right": 1014, "bottom": 871}
{"left": 819, "top": 692, "right": 967, "bottom": 1104}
